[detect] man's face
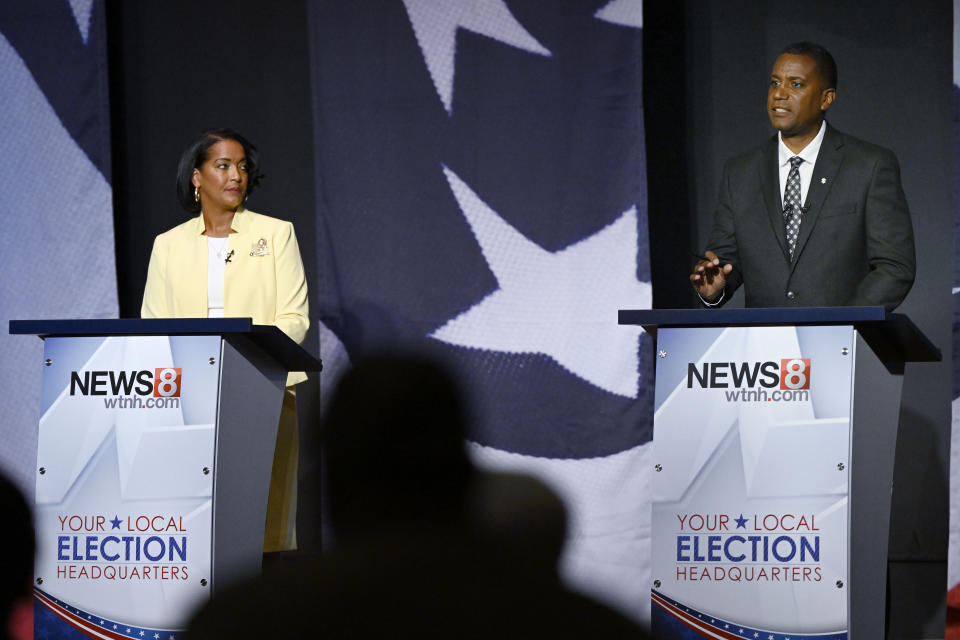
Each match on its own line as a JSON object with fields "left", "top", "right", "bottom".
{"left": 767, "top": 53, "right": 835, "bottom": 139}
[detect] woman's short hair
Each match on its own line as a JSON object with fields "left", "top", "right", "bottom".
{"left": 175, "top": 128, "right": 264, "bottom": 214}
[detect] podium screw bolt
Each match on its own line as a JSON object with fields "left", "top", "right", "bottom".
{"left": 655, "top": 464, "right": 662, "bottom": 472}
{"left": 653, "top": 580, "right": 661, "bottom": 588}
{"left": 658, "top": 350, "right": 667, "bottom": 358}
{"left": 209, "top": 357, "right": 216, "bottom": 365}
{"left": 837, "top": 463, "right": 845, "bottom": 471}
{"left": 836, "top": 580, "right": 844, "bottom": 588}
{"left": 38, "top": 467, "right": 45, "bottom": 475}
{"left": 36, "top": 577, "right": 42, "bottom": 585}
{"left": 201, "top": 579, "right": 208, "bottom": 587}
{"left": 841, "top": 347, "right": 849, "bottom": 355}
{"left": 44, "top": 359, "right": 52, "bottom": 366}
{"left": 202, "top": 467, "right": 210, "bottom": 475}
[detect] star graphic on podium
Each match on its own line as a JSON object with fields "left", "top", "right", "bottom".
{"left": 735, "top": 514, "right": 748, "bottom": 529}
{"left": 110, "top": 515, "right": 121, "bottom": 529}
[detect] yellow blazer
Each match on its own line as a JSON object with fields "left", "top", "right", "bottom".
{"left": 141, "top": 208, "right": 309, "bottom": 386}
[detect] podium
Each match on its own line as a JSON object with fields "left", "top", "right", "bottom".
{"left": 9, "top": 318, "right": 321, "bottom": 638}
{"left": 618, "top": 307, "right": 939, "bottom": 639}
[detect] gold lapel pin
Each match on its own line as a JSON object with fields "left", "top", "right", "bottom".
{"left": 249, "top": 238, "right": 270, "bottom": 257}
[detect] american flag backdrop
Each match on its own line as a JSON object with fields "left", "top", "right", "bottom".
{"left": 0, "top": 0, "right": 117, "bottom": 496}
{"left": 308, "top": 0, "right": 653, "bottom": 622}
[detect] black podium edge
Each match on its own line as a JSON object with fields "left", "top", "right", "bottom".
{"left": 9, "top": 318, "right": 322, "bottom": 372}
{"left": 618, "top": 307, "right": 940, "bottom": 363}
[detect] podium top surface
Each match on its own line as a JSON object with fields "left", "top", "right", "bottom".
{"left": 618, "top": 306, "right": 885, "bottom": 327}
{"left": 618, "top": 306, "right": 940, "bottom": 363}
{"left": 9, "top": 318, "right": 322, "bottom": 371}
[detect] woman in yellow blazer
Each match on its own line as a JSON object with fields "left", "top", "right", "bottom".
{"left": 142, "top": 128, "right": 308, "bottom": 551}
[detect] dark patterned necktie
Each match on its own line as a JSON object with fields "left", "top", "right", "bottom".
{"left": 783, "top": 156, "right": 803, "bottom": 258}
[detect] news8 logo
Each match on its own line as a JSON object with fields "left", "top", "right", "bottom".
{"left": 779, "top": 359, "right": 810, "bottom": 390}
{"left": 154, "top": 368, "right": 182, "bottom": 397}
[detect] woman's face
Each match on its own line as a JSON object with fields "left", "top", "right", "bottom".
{"left": 192, "top": 138, "right": 249, "bottom": 213}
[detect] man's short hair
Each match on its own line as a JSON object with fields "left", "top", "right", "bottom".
{"left": 781, "top": 41, "right": 838, "bottom": 90}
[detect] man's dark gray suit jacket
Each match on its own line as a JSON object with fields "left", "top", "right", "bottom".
{"left": 706, "top": 125, "right": 915, "bottom": 311}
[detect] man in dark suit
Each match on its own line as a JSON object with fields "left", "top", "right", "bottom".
{"left": 691, "top": 42, "right": 915, "bottom": 311}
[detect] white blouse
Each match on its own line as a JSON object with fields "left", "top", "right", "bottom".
{"left": 206, "top": 236, "right": 229, "bottom": 318}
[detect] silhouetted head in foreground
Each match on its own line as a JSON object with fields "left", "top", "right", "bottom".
{"left": 322, "top": 353, "right": 475, "bottom": 542}
{"left": 0, "top": 473, "right": 34, "bottom": 640}
{"left": 190, "top": 354, "right": 652, "bottom": 639}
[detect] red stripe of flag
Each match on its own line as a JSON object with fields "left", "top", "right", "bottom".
{"left": 34, "top": 590, "right": 139, "bottom": 640}
{"left": 651, "top": 591, "right": 750, "bottom": 640}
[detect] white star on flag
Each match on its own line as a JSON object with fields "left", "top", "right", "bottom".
{"left": 594, "top": 0, "right": 643, "bottom": 29}
{"left": 67, "top": 0, "right": 95, "bottom": 43}
{"left": 432, "top": 166, "right": 650, "bottom": 397}
{"left": 401, "top": 0, "right": 551, "bottom": 113}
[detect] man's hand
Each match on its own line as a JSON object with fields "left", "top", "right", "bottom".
{"left": 690, "top": 250, "right": 733, "bottom": 303}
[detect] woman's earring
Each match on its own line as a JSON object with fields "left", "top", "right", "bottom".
{"left": 194, "top": 186, "right": 200, "bottom": 202}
